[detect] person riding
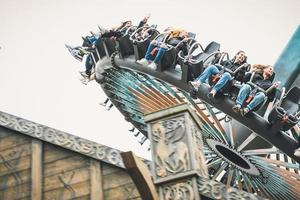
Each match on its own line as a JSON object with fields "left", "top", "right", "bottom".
{"left": 100, "top": 21, "right": 133, "bottom": 39}
{"left": 100, "top": 14, "right": 151, "bottom": 39}
{"left": 136, "top": 27, "right": 189, "bottom": 69}
{"left": 80, "top": 34, "right": 100, "bottom": 78}
{"left": 189, "top": 51, "right": 249, "bottom": 98}
{"left": 232, "top": 64, "right": 280, "bottom": 116}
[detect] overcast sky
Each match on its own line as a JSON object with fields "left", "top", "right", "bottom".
{"left": 0, "top": 0, "right": 299, "bottom": 159}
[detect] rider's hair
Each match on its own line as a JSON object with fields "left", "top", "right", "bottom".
{"left": 233, "top": 50, "right": 247, "bottom": 63}
{"left": 252, "top": 64, "right": 272, "bottom": 73}
{"left": 168, "top": 28, "right": 186, "bottom": 38}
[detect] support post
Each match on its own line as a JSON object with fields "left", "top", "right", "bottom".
{"left": 31, "top": 139, "right": 43, "bottom": 200}
{"left": 144, "top": 103, "right": 208, "bottom": 200}
{"left": 121, "top": 151, "right": 159, "bottom": 200}
{"left": 90, "top": 159, "right": 103, "bottom": 200}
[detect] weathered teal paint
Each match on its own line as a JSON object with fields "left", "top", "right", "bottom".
{"left": 274, "top": 25, "right": 300, "bottom": 89}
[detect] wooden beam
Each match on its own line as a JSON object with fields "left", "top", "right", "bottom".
{"left": 31, "top": 139, "right": 42, "bottom": 200}
{"left": 121, "top": 151, "right": 159, "bottom": 200}
{"left": 90, "top": 159, "right": 103, "bottom": 200}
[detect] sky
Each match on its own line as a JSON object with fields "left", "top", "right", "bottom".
{"left": 0, "top": 0, "right": 299, "bottom": 159}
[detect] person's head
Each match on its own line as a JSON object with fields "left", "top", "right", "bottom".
{"left": 253, "top": 64, "right": 274, "bottom": 79}
{"left": 179, "top": 30, "right": 188, "bottom": 38}
{"left": 169, "top": 28, "right": 187, "bottom": 38}
{"left": 121, "top": 20, "right": 132, "bottom": 28}
{"left": 263, "top": 65, "right": 274, "bottom": 79}
{"left": 233, "top": 51, "right": 247, "bottom": 64}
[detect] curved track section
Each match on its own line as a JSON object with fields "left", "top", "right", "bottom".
{"left": 69, "top": 28, "right": 300, "bottom": 198}
{"left": 95, "top": 55, "right": 300, "bottom": 199}
{"left": 108, "top": 54, "right": 300, "bottom": 163}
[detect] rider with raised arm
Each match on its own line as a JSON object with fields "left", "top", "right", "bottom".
{"left": 136, "top": 28, "right": 189, "bottom": 69}
{"left": 100, "top": 20, "right": 133, "bottom": 39}
{"left": 137, "top": 14, "right": 151, "bottom": 29}
{"left": 189, "top": 51, "right": 248, "bottom": 98}
{"left": 99, "top": 14, "right": 151, "bottom": 39}
{"left": 232, "top": 64, "right": 280, "bottom": 116}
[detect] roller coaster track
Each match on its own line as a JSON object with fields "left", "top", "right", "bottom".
{"left": 68, "top": 29, "right": 300, "bottom": 199}
{"left": 107, "top": 54, "right": 300, "bottom": 164}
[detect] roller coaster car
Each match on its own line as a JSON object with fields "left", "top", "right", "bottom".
{"left": 116, "top": 26, "right": 140, "bottom": 58}
{"left": 117, "top": 34, "right": 134, "bottom": 58}
{"left": 240, "top": 72, "right": 278, "bottom": 112}
{"left": 268, "top": 86, "right": 300, "bottom": 131}
{"left": 103, "top": 37, "right": 117, "bottom": 57}
{"left": 180, "top": 42, "right": 221, "bottom": 83}
{"left": 156, "top": 33, "right": 198, "bottom": 72}
{"left": 101, "top": 26, "right": 138, "bottom": 58}
{"left": 208, "top": 65, "right": 250, "bottom": 99}
{"left": 94, "top": 39, "right": 106, "bottom": 59}
{"left": 130, "top": 26, "right": 160, "bottom": 60}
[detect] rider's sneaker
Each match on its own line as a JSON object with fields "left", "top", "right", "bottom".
{"left": 99, "top": 102, "right": 106, "bottom": 107}
{"left": 294, "top": 148, "right": 300, "bottom": 157}
{"left": 137, "top": 58, "right": 150, "bottom": 66}
{"left": 80, "top": 71, "right": 89, "bottom": 78}
{"left": 107, "top": 104, "right": 113, "bottom": 111}
{"left": 240, "top": 107, "right": 250, "bottom": 116}
{"left": 207, "top": 89, "right": 217, "bottom": 99}
{"left": 148, "top": 62, "right": 157, "bottom": 70}
{"left": 232, "top": 104, "right": 241, "bottom": 113}
{"left": 189, "top": 81, "right": 201, "bottom": 90}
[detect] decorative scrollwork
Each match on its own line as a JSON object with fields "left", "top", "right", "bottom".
{"left": 163, "top": 181, "right": 194, "bottom": 200}
{"left": 197, "top": 177, "right": 262, "bottom": 200}
{"left": 0, "top": 111, "right": 124, "bottom": 168}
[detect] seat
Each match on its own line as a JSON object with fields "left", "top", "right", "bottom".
{"left": 131, "top": 27, "right": 160, "bottom": 60}
{"left": 157, "top": 47, "right": 177, "bottom": 71}
{"left": 133, "top": 39, "right": 150, "bottom": 60}
{"left": 117, "top": 34, "right": 134, "bottom": 58}
{"left": 245, "top": 72, "right": 278, "bottom": 112}
{"left": 268, "top": 86, "right": 300, "bottom": 131}
{"left": 180, "top": 41, "right": 220, "bottom": 83}
{"left": 103, "top": 38, "right": 117, "bottom": 57}
{"left": 95, "top": 40, "right": 107, "bottom": 59}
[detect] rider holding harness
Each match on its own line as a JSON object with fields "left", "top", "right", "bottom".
{"left": 189, "top": 51, "right": 249, "bottom": 98}
{"left": 136, "top": 28, "right": 189, "bottom": 69}
{"left": 232, "top": 64, "right": 280, "bottom": 116}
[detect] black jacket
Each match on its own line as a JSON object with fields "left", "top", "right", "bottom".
{"left": 167, "top": 37, "right": 188, "bottom": 55}
{"left": 244, "top": 72, "right": 276, "bottom": 100}
{"left": 221, "top": 60, "right": 248, "bottom": 82}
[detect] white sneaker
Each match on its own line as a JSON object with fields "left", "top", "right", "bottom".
{"left": 99, "top": 102, "right": 106, "bottom": 107}
{"left": 137, "top": 58, "right": 149, "bottom": 65}
{"left": 232, "top": 104, "right": 241, "bottom": 113}
{"left": 240, "top": 107, "right": 250, "bottom": 116}
{"left": 148, "top": 62, "right": 157, "bottom": 70}
{"left": 208, "top": 89, "right": 217, "bottom": 99}
{"left": 294, "top": 147, "right": 300, "bottom": 157}
{"left": 79, "top": 77, "right": 89, "bottom": 85}
{"left": 79, "top": 71, "right": 89, "bottom": 78}
{"left": 106, "top": 104, "right": 113, "bottom": 111}
{"left": 189, "top": 81, "right": 201, "bottom": 90}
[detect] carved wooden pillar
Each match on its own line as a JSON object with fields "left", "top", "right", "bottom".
{"left": 31, "top": 139, "right": 43, "bottom": 200}
{"left": 144, "top": 103, "right": 208, "bottom": 200}
{"left": 90, "top": 159, "right": 103, "bottom": 200}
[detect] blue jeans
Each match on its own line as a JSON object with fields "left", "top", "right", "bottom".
{"left": 85, "top": 54, "right": 93, "bottom": 75}
{"left": 236, "top": 84, "right": 266, "bottom": 111}
{"left": 145, "top": 43, "right": 167, "bottom": 64}
{"left": 195, "top": 65, "right": 232, "bottom": 92}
